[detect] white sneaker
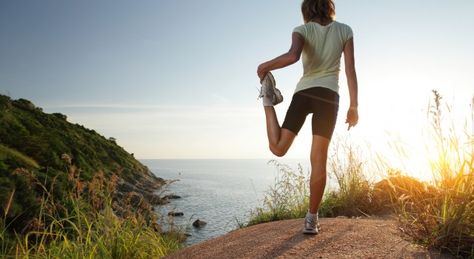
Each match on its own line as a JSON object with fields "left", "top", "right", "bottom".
{"left": 258, "top": 72, "right": 283, "bottom": 106}
{"left": 303, "top": 212, "right": 320, "bottom": 235}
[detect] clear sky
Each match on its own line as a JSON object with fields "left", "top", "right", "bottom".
{"left": 1, "top": 1, "right": 473, "bottom": 177}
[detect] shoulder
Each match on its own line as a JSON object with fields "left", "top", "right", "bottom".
{"left": 293, "top": 24, "right": 307, "bottom": 32}
{"left": 292, "top": 24, "right": 307, "bottom": 37}
{"left": 333, "top": 21, "right": 352, "bottom": 31}
{"left": 333, "top": 21, "right": 353, "bottom": 40}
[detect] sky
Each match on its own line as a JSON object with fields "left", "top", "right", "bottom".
{"left": 1, "top": 1, "right": 473, "bottom": 178}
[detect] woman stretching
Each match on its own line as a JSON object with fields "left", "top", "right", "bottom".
{"left": 257, "top": 0, "right": 358, "bottom": 234}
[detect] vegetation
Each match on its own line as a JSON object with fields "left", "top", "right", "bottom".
{"left": 395, "top": 91, "right": 474, "bottom": 257}
{"left": 246, "top": 91, "right": 473, "bottom": 257}
{"left": 0, "top": 95, "right": 164, "bottom": 229}
{"left": 0, "top": 95, "right": 150, "bottom": 181}
{"left": 0, "top": 95, "right": 183, "bottom": 258}
{"left": 246, "top": 142, "right": 380, "bottom": 226}
{"left": 247, "top": 161, "right": 309, "bottom": 226}
{"left": 319, "top": 142, "right": 375, "bottom": 217}
{"left": 0, "top": 166, "right": 184, "bottom": 258}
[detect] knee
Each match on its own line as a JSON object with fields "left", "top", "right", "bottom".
{"left": 269, "top": 145, "right": 287, "bottom": 157}
{"left": 310, "top": 172, "right": 327, "bottom": 186}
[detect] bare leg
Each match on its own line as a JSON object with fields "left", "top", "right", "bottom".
{"left": 308, "top": 135, "right": 330, "bottom": 214}
{"left": 264, "top": 106, "right": 296, "bottom": 157}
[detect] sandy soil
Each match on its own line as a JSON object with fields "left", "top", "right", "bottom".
{"left": 165, "top": 217, "right": 452, "bottom": 259}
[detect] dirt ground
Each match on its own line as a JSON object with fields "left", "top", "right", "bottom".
{"left": 165, "top": 217, "right": 452, "bottom": 259}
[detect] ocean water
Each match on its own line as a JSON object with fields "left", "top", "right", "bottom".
{"left": 141, "top": 159, "right": 311, "bottom": 246}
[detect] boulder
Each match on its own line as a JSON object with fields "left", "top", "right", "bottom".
{"left": 163, "top": 194, "right": 182, "bottom": 200}
{"left": 192, "top": 219, "right": 207, "bottom": 228}
{"left": 168, "top": 211, "right": 184, "bottom": 217}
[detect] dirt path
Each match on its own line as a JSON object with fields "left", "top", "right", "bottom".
{"left": 166, "top": 217, "right": 451, "bottom": 259}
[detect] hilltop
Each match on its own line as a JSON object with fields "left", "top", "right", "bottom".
{"left": 0, "top": 95, "right": 165, "bottom": 231}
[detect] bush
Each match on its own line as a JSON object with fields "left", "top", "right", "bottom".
{"left": 371, "top": 169, "right": 436, "bottom": 212}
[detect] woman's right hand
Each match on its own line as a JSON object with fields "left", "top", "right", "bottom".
{"left": 346, "top": 107, "right": 358, "bottom": 130}
{"left": 257, "top": 63, "right": 268, "bottom": 82}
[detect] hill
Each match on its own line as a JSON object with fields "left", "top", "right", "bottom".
{"left": 0, "top": 95, "right": 165, "bottom": 231}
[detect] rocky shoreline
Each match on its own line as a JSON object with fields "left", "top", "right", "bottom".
{"left": 112, "top": 167, "right": 169, "bottom": 217}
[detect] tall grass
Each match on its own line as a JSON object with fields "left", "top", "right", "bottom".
{"left": 246, "top": 142, "right": 376, "bottom": 226}
{"left": 0, "top": 158, "right": 184, "bottom": 258}
{"left": 319, "top": 142, "right": 374, "bottom": 217}
{"left": 396, "top": 91, "right": 474, "bottom": 257}
{"left": 246, "top": 160, "right": 309, "bottom": 226}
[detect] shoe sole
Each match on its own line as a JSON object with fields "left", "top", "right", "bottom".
{"left": 266, "top": 72, "right": 276, "bottom": 87}
{"left": 302, "top": 228, "right": 318, "bottom": 235}
{"left": 263, "top": 72, "right": 283, "bottom": 105}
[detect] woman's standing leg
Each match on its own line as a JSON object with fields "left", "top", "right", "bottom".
{"left": 308, "top": 135, "right": 331, "bottom": 214}
{"left": 263, "top": 106, "right": 297, "bottom": 157}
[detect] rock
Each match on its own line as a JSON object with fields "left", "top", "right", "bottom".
{"left": 117, "top": 180, "right": 165, "bottom": 206}
{"left": 163, "top": 194, "right": 181, "bottom": 200}
{"left": 168, "top": 211, "right": 184, "bottom": 217}
{"left": 193, "top": 219, "right": 207, "bottom": 228}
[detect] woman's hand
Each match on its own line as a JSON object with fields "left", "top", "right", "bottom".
{"left": 346, "top": 107, "right": 358, "bottom": 130}
{"left": 257, "top": 63, "right": 268, "bottom": 82}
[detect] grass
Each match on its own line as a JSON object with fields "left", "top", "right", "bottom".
{"left": 246, "top": 160, "right": 309, "bottom": 226}
{"left": 319, "top": 142, "right": 374, "bottom": 217}
{"left": 0, "top": 161, "right": 184, "bottom": 258}
{"left": 246, "top": 142, "right": 376, "bottom": 227}
{"left": 395, "top": 91, "right": 474, "bottom": 257}
{"left": 0, "top": 144, "right": 39, "bottom": 169}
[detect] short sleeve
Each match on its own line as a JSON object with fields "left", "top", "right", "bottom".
{"left": 293, "top": 24, "right": 306, "bottom": 38}
{"left": 345, "top": 25, "right": 353, "bottom": 42}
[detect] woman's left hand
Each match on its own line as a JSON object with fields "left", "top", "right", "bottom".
{"left": 346, "top": 107, "right": 359, "bottom": 130}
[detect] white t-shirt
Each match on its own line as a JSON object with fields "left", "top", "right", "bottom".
{"left": 293, "top": 21, "right": 353, "bottom": 94}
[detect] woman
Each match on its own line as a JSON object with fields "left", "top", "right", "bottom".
{"left": 257, "top": 0, "right": 358, "bottom": 234}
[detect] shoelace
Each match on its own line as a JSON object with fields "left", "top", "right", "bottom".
{"left": 256, "top": 85, "right": 265, "bottom": 100}
{"left": 257, "top": 86, "right": 262, "bottom": 98}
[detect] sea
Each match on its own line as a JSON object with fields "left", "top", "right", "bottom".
{"left": 141, "top": 159, "right": 312, "bottom": 246}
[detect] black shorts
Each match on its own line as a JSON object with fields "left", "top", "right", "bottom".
{"left": 281, "top": 87, "right": 339, "bottom": 139}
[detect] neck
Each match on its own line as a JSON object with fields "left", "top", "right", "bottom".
{"left": 311, "top": 17, "right": 333, "bottom": 25}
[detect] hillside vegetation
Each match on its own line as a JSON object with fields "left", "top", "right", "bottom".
{"left": 0, "top": 94, "right": 165, "bottom": 232}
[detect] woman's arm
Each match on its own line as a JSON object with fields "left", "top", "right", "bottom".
{"left": 257, "top": 32, "right": 304, "bottom": 81}
{"left": 343, "top": 38, "right": 359, "bottom": 130}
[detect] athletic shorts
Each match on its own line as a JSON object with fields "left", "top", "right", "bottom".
{"left": 281, "top": 87, "right": 339, "bottom": 139}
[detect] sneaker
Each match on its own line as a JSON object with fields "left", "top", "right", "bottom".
{"left": 258, "top": 72, "right": 283, "bottom": 106}
{"left": 303, "top": 212, "right": 320, "bottom": 235}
